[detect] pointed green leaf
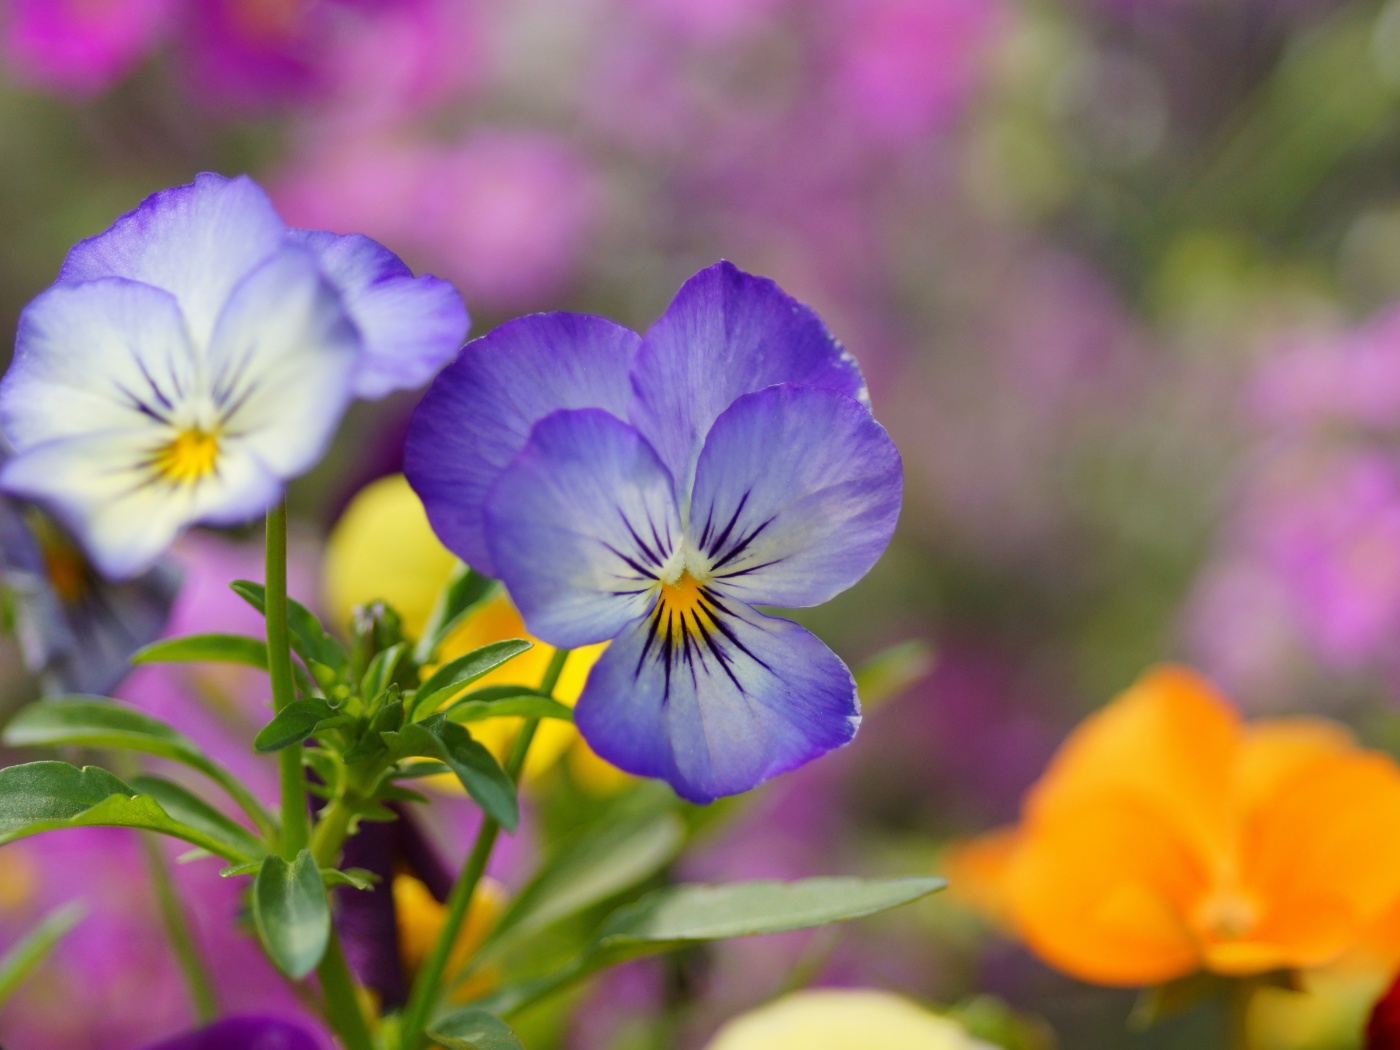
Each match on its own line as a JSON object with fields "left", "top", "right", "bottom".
{"left": 446, "top": 695, "right": 574, "bottom": 724}
{"left": 595, "top": 876, "right": 946, "bottom": 961}
{"left": 0, "top": 762, "right": 254, "bottom": 861}
{"left": 484, "top": 813, "right": 684, "bottom": 955}
{"left": 231, "top": 580, "right": 348, "bottom": 673}
{"left": 0, "top": 901, "right": 86, "bottom": 1009}
{"left": 321, "top": 867, "right": 379, "bottom": 891}
{"left": 384, "top": 716, "right": 518, "bottom": 830}
{"left": 253, "top": 850, "right": 330, "bottom": 978}
{"left": 254, "top": 697, "right": 347, "bottom": 752}
{"left": 132, "top": 633, "right": 269, "bottom": 669}
{"left": 412, "top": 640, "right": 533, "bottom": 718}
{"left": 127, "top": 775, "right": 264, "bottom": 860}
{"left": 414, "top": 565, "right": 497, "bottom": 664}
{"left": 3, "top": 698, "right": 276, "bottom": 838}
{"left": 428, "top": 1010, "right": 525, "bottom": 1050}
{"left": 362, "top": 643, "right": 407, "bottom": 702}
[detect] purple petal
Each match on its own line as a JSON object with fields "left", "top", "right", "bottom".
{"left": 405, "top": 313, "right": 640, "bottom": 576}
{"left": 288, "top": 229, "right": 469, "bottom": 400}
{"left": 575, "top": 600, "right": 859, "bottom": 803}
{"left": 484, "top": 409, "right": 679, "bottom": 649}
{"left": 142, "top": 1016, "right": 321, "bottom": 1050}
{"left": 687, "top": 385, "right": 902, "bottom": 608}
{"left": 627, "top": 261, "right": 868, "bottom": 493}
{"left": 58, "top": 173, "right": 286, "bottom": 347}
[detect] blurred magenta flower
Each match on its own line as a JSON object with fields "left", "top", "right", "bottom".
{"left": 407, "top": 261, "right": 902, "bottom": 801}
{"left": 1, "top": 0, "right": 176, "bottom": 97}
{"left": 0, "top": 172, "right": 465, "bottom": 577}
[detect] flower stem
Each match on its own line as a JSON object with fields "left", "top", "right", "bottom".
{"left": 1226, "top": 979, "right": 1257, "bottom": 1050}
{"left": 396, "top": 646, "right": 571, "bottom": 1050}
{"left": 140, "top": 832, "right": 218, "bottom": 1023}
{"left": 317, "top": 928, "right": 375, "bottom": 1050}
{"left": 266, "top": 501, "right": 310, "bottom": 860}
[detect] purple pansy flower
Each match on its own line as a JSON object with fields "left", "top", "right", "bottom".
{"left": 0, "top": 173, "right": 468, "bottom": 579}
{"left": 405, "top": 262, "right": 902, "bottom": 802}
{"left": 143, "top": 1016, "right": 321, "bottom": 1050}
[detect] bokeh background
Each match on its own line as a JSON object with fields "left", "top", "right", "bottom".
{"left": 3, "top": 0, "right": 1400, "bottom": 1047}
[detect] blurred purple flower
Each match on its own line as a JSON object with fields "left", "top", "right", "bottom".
{"left": 143, "top": 1016, "right": 321, "bottom": 1050}
{"left": 1, "top": 0, "right": 176, "bottom": 97}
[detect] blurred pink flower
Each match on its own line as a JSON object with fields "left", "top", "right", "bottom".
{"left": 1251, "top": 306, "right": 1400, "bottom": 432}
{"left": 826, "top": 0, "right": 1005, "bottom": 142}
{"left": 1, "top": 0, "right": 176, "bottom": 97}
{"left": 277, "top": 131, "right": 603, "bottom": 310}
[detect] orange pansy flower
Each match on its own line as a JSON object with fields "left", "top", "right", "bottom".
{"left": 954, "top": 665, "right": 1400, "bottom": 987}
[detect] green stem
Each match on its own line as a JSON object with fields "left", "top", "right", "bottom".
{"left": 140, "top": 832, "right": 218, "bottom": 1023}
{"left": 397, "top": 647, "right": 571, "bottom": 1050}
{"left": 317, "top": 928, "right": 375, "bottom": 1050}
{"left": 309, "top": 794, "right": 356, "bottom": 870}
{"left": 266, "top": 502, "right": 310, "bottom": 860}
{"left": 1227, "top": 979, "right": 1257, "bottom": 1050}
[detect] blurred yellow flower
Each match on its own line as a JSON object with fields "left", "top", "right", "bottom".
{"left": 952, "top": 665, "right": 1400, "bottom": 987}
{"left": 704, "top": 989, "right": 993, "bottom": 1050}
{"left": 323, "top": 474, "right": 629, "bottom": 791}
{"left": 394, "top": 872, "right": 504, "bottom": 1003}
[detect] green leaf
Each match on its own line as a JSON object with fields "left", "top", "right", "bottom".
{"left": 361, "top": 643, "right": 407, "bottom": 702}
{"left": 127, "top": 775, "right": 264, "bottom": 861}
{"left": 853, "top": 640, "right": 935, "bottom": 711}
{"left": 343, "top": 695, "right": 404, "bottom": 762}
{"left": 0, "top": 761, "right": 255, "bottom": 861}
{"left": 0, "top": 901, "right": 86, "bottom": 1009}
{"left": 412, "top": 640, "right": 533, "bottom": 718}
{"left": 230, "top": 580, "right": 348, "bottom": 673}
{"left": 253, "top": 850, "right": 330, "bottom": 979}
{"left": 3, "top": 698, "right": 276, "bottom": 838}
{"left": 414, "top": 565, "right": 497, "bottom": 664}
{"left": 428, "top": 1009, "right": 525, "bottom": 1050}
{"left": 131, "top": 633, "right": 269, "bottom": 669}
{"left": 384, "top": 715, "right": 518, "bottom": 830}
{"left": 446, "top": 695, "right": 574, "bottom": 724}
{"left": 595, "top": 876, "right": 946, "bottom": 961}
{"left": 254, "top": 698, "right": 347, "bottom": 753}
{"left": 485, "top": 813, "right": 684, "bottom": 955}
{"left": 321, "top": 867, "right": 380, "bottom": 890}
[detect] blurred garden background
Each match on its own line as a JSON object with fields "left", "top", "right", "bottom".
{"left": 5, "top": 0, "right": 1400, "bottom": 1047}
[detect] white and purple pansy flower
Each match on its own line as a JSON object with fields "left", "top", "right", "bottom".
{"left": 0, "top": 173, "right": 468, "bottom": 579}
{"left": 405, "top": 261, "right": 903, "bottom": 803}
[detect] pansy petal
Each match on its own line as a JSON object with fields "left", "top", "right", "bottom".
{"left": 1, "top": 430, "right": 281, "bottom": 578}
{"left": 0, "top": 277, "right": 197, "bottom": 449}
{"left": 628, "top": 261, "right": 867, "bottom": 492}
{"left": 58, "top": 173, "right": 287, "bottom": 347}
{"left": 143, "top": 1016, "right": 322, "bottom": 1050}
{"left": 208, "top": 243, "right": 359, "bottom": 478}
{"left": 406, "top": 313, "right": 640, "bottom": 576}
{"left": 687, "top": 385, "right": 901, "bottom": 608}
{"left": 484, "top": 409, "right": 678, "bottom": 648}
{"left": 575, "top": 600, "right": 859, "bottom": 803}
{"left": 289, "top": 229, "right": 469, "bottom": 399}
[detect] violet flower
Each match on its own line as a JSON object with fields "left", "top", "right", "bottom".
{"left": 406, "top": 261, "right": 902, "bottom": 802}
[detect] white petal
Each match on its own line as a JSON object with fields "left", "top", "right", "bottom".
{"left": 206, "top": 243, "right": 360, "bottom": 479}
{"left": 59, "top": 174, "right": 287, "bottom": 348}
{"left": 0, "top": 279, "right": 198, "bottom": 450}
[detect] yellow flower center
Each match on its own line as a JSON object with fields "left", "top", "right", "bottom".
{"left": 152, "top": 428, "right": 221, "bottom": 485}
{"left": 657, "top": 570, "right": 708, "bottom": 622}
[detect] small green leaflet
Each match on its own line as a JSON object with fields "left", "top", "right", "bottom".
{"left": 411, "top": 640, "right": 533, "bottom": 718}
{"left": 428, "top": 1009, "right": 524, "bottom": 1050}
{"left": 253, "top": 850, "right": 330, "bottom": 979}
{"left": 131, "top": 633, "right": 268, "bottom": 669}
